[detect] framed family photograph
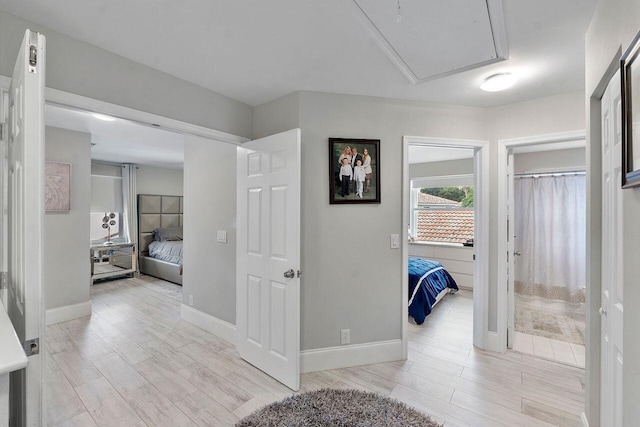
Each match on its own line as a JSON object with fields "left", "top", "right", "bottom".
{"left": 329, "top": 138, "right": 380, "bottom": 204}
{"left": 621, "top": 29, "right": 640, "bottom": 188}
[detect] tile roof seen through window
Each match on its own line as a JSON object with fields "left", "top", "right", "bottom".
{"left": 415, "top": 210, "right": 474, "bottom": 244}
{"left": 417, "top": 192, "right": 461, "bottom": 206}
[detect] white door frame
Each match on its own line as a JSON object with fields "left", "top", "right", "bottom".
{"left": 0, "top": 75, "right": 248, "bottom": 147}
{"left": 0, "top": 86, "right": 7, "bottom": 307}
{"left": 402, "top": 136, "right": 489, "bottom": 357}
{"left": 496, "top": 129, "right": 586, "bottom": 352}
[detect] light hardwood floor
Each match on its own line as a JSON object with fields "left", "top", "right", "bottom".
{"left": 513, "top": 331, "right": 585, "bottom": 368}
{"left": 45, "top": 276, "right": 585, "bottom": 426}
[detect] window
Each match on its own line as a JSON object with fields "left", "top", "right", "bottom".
{"left": 90, "top": 212, "right": 122, "bottom": 242}
{"left": 410, "top": 184, "right": 474, "bottom": 244}
{"left": 90, "top": 174, "right": 124, "bottom": 243}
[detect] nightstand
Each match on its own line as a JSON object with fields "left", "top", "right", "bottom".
{"left": 90, "top": 242, "right": 137, "bottom": 284}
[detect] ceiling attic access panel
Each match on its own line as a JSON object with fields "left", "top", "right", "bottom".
{"left": 350, "top": 0, "right": 508, "bottom": 84}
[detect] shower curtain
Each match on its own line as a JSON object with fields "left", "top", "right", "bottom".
{"left": 513, "top": 174, "right": 586, "bottom": 303}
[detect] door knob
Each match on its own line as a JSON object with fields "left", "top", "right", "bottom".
{"left": 599, "top": 307, "right": 607, "bottom": 316}
{"left": 283, "top": 269, "right": 295, "bottom": 279}
{"left": 514, "top": 251, "right": 522, "bottom": 256}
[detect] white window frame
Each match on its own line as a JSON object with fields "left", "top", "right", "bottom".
{"left": 410, "top": 175, "right": 474, "bottom": 244}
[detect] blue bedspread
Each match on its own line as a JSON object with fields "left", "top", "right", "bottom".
{"left": 408, "top": 257, "right": 458, "bottom": 324}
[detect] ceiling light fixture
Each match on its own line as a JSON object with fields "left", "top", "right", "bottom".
{"left": 92, "top": 113, "right": 117, "bottom": 122}
{"left": 480, "top": 73, "right": 516, "bottom": 92}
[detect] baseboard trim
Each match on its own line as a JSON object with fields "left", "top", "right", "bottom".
{"left": 46, "top": 301, "right": 92, "bottom": 325}
{"left": 180, "top": 304, "right": 236, "bottom": 344}
{"left": 580, "top": 412, "right": 589, "bottom": 427}
{"left": 301, "top": 339, "right": 403, "bottom": 373}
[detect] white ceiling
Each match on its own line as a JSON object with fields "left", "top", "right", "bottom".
{"left": 0, "top": 0, "right": 597, "bottom": 108}
{"left": 13, "top": 1, "right": 595, "bottom": 167}
{"left": 45, "top": 105, "right": 184, "bottom": 169}
{"left": 351, "top": 0, "right": 506, "bottom": 83}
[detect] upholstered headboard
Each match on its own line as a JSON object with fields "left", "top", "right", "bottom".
{"left": 137, "top": 194, "right": 183, "bottom": 254}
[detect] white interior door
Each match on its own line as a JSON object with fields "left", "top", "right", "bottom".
{"left": 7, "top": 29, "right": 46, "bottom": 427}
{"left": 600, "top": 70, "right": 623, "bottom": 427}
{"left": 1, "top": 88, "right": 7, "bottom": 308}
{"left": 506, "top": 150, "right": 515, "bottom": 348}
{"left": 236, "top": 128, "right": 301, "bottom": 391}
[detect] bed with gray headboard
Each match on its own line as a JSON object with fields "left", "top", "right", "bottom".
{"left": 138, "top": 194, "right": 183, "bottom": 285}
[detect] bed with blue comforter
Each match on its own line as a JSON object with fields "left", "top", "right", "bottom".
{"left": 408, "top": 257, "right": 458, "bottom": 324}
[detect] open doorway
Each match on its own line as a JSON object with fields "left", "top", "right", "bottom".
{"left": 406, "top": 144, "right": 476, "bottom": 352}
{"left": 507, "top": 141, "right": 586, "bottom": 368}
{"left": 42, "top": 103, "right": 186, "bottom": 324}
{"left": 402, "top": 135, "right": 491, "bottom": 357}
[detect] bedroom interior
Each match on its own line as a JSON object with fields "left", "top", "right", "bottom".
{"left": 3, "top": 0, "right": 640, "bottom": 425}
{"left": 44, "top": 103, "right": 186, "bottom": 288}
{"left": 407, "top": 144, "right": 475, "bottom": 316}
{"left": 406, "top": 145, "right": 474, "bottom": 362}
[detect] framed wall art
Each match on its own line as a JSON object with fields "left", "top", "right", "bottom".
{"left": 329, "top": 138, "right": 380, "bottom": 204}
{"left": 621, "top": 29, "right": 640, "bottom": 188}
{"left": 45, "top": 161, "right": 71, "bottom": 211}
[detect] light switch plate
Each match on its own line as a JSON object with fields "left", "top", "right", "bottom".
{"left": 217, "top": 230, "right": 227, "bottom": 243}
{"left": 390, "top": 234, "right": 400, "bottom": 249}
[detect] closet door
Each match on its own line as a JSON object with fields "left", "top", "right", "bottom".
{"left": 600, "top": 69, "right": 623, "bottom": 427}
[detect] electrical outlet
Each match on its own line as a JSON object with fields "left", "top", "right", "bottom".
{"left": 189, "top": 294, "right": 194, "bottom": 306}
{"left": 340, "top": 329, "right": 350, "bottom": 345}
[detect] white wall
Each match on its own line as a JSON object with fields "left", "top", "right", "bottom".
{"left": 514, "top": 148, "right": 585, "bottom": 174}
{"left": 90, "top": 163, "right": 184, "bottom": 196}
{"left": 91, "top": 163, "right": 121, "bottom": 177}
{"left": 295, "top": 92, "right": 487, "bottom": 350}
{"left": 585, "top": 1, "right": 640, "bottom": 424}
{"left": 182, "top": 136, "right": 237, "bottom": 324}
{"left": 0, "top": 11, "right": 252, "bottom": 138}
{"left": 483, "top": 91, "right": 586, "bottom": 331}
{"left": 409, "top": 244, "right": 474, "bottom": 289}
{"left": 409, "top": 158, "right": 474, "bottom": 179}
{"left": 252, "top": 90, "right": 585, "bottom": 352}
{"left": 136, "top": 165, "right": 184, "bottom": 196}
{"left": 45, "top": 127, "right": 91, "bottom": 312}
{"left": 252, "top": 93, "right": 300, "bottom": 140}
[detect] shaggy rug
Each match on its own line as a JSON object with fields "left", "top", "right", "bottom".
{"left": 236, "top": 389, "right": 442, "bottom": 427}
{"left": 515, "top": 304, "right": 585, "bottom": 345}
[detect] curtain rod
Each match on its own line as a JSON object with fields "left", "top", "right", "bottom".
{"left": 515, "top": 171, "right": 585, "bottom": 179}
{"left": 90, "top": 160, "right": 138, "bottom": 169}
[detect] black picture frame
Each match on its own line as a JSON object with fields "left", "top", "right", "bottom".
{"left": 329, "top": 138, "right": 381, "bottom": 204}
{"left": 621, "top": 29, "right": 640, "bottom": 188}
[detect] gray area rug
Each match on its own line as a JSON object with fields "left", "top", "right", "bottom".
{"left": 236, "top": 389, "right": 442, "bottom": 427}
{"left": 515, "top": 304, "right": 585, "bottom": 345}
